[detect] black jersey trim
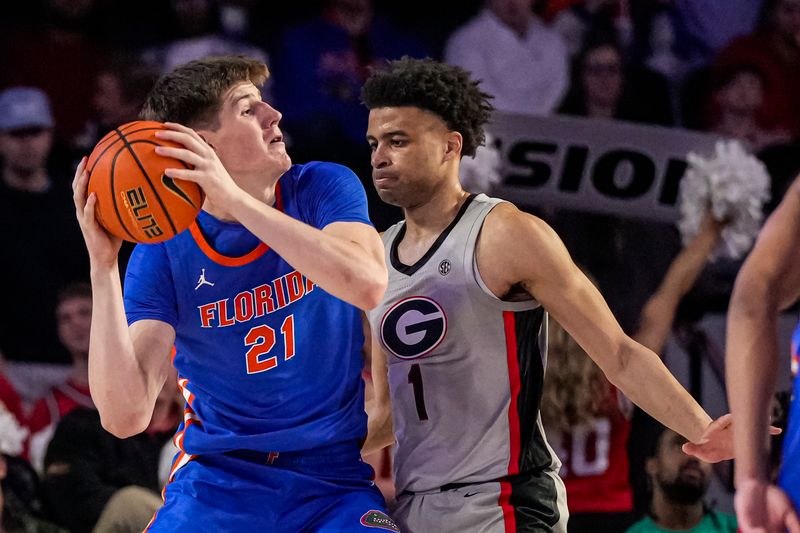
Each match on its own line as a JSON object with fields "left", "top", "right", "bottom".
{"left": 390, "top": 194, "right": 477, "bottom": 276}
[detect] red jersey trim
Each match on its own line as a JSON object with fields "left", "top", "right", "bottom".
{"left": 503, "top": 311, "right": 522, "bottom": 475}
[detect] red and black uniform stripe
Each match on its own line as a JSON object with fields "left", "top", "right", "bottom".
{"left": 502, "top": 307, "right": 562, "bottom": 532}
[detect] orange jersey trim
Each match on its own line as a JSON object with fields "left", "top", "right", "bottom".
{"left": 189, "top": 182, "right": 283, "bottom": 267}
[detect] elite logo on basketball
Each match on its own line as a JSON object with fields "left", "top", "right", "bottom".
{"left": 380, "top": 297, "right": 447, "bottom": 359}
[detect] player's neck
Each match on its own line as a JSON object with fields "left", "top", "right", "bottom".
{"left": 403, "top": 183, "right": 470, "bottom": 240}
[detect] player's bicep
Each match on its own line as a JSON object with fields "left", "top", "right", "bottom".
{"left": 487, "top": 209, "right": 627, "bottom": 369}
{"left": 129, "top": 319, "right": 176, "bottom": 389}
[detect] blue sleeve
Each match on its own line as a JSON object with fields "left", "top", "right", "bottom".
{"left": 296, "top": 162, "right": 373, "bottom": 229}
{"left": 123, "top": 243, "right": 178, "bottom": 328}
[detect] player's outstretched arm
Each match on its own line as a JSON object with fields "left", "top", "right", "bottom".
{"left": 73, "top": 157, "right": 175, "bottom": 438}
{"left": 153, "top": 123, "right": 387, "bottom": 310}
{"left": 362, "top": 335, "right": 395, "bottom": 456}
{"left": 477, "top": 204, "right": 713, "bottom": 445}
{"left": 726, "top": 178, "right": 800, "bottom": 532}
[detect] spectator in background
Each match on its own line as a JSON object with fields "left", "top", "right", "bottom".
{"left": 558, "top": 34, "right": 673, "bottom": 125}
{"left": 26, "top": 283, "right": 95, "bottom": 474}
{"left": 671, "top": 0, "right": 764, "bottom": 70}
{"left": 543, "top": 214, "right": 723, "bottom": 533}
{"left": 0, "top": 88, "right": 88, "bottom": 366}
{"left": 0, "top": 0, "right": 102, "bottom": 141}
{"left": 551, "top": 0, "right": 633, "bottom": 58}
{"left": 274, "top": 0, "right": 428, "bottom": 159}
{"left": 704, "top": 64, "right": 792, "bottom": 152}
{"left": 72, "top": 55, "right": 158, "bottom": 155}
{"left": 444, "top": 0, "right": 569, "bottom": 115}
{"left": 625, "top": 425, "right": 737, "bottom": 533}
{"left": 711, "top": 0, "right": 800, "bottom": 139}
{"left": 143, "top": 0, "right": 268, "bottom": 75}
{"left": 273, "top": 0, "right": 423, "bottom": 230}
{"left": 0, "top": 401, "right": 63, "bottom": 533}
{"left": 42, "top": 378, "right": 181, "bottom": 533}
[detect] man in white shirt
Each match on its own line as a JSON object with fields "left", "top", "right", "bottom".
{"left": 444, "top": 0, "right": 569, "bottom": 116}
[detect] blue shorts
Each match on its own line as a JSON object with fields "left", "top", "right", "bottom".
{"left": 146, "top": 441, "right": 397, "bottom": 532}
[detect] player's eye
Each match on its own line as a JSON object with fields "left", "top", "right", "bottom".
{"left": 242, "top": 108, "right": 252, "bottom": 116}
{"left": 391, "top": 139, "right": 406, "bottom": 147}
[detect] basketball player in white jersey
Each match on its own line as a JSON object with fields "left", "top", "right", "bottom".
{"left": 360, "top": 58, "right": 740, "bottom": 532}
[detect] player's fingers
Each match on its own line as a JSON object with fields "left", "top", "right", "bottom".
{"left": 785, "top": 508, "right": 800, "bottom": 533}
{"left": 163, "top": 167, "right": 197, "bottom": 182}
{"left": 72, "top": 156, "right": 87, "bottom": 191}
{"left": 154, "top": 145, "right": 202, "bottom": 168}
{"left": 158, "top": 124, "right": 209, "bottom": 153}
{"left": 82, "top": 192, "right": 99, "bottom": 227}
{"left": 73, "top": 164, "right": 89, "bottom": 212}
{"left": 154, "top": 129, "right": 206, "bottom": 153}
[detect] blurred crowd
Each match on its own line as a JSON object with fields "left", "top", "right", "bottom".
{"left": 2, "top": 0, "right": 800, "bottom": 531}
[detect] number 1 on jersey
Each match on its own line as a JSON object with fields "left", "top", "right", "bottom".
{"left": 408, "top": 363, "right": 429, "bottom": 421}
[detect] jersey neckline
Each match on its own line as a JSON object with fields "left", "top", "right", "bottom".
{"left": 390, "top": 194, "right": 476, "bottom": 277}
{"left": 189, "top": 181, "right": 283, "bottom": 267}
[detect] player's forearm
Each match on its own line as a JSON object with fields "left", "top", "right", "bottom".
{"left": 727, "top": 277, "right": 778, "bottom": 483}
{"left": 608, "top": 337, "right": 712, "bottom": 443}
{"left": 362, "top": 402, "right": 395, "bottom": 456}
{"left": 87, "top": 266, "right": 154, "bottom": 437}
{"left": 228, "top": 191, "right": 387, "bottom": 309}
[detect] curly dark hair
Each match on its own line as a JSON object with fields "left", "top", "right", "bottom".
{"left": 361, "top": 57, "right": 493, "bottom": 157}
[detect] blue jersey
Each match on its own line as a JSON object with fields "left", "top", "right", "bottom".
{"left": 124, "top": 162, "right": 371, "bottom": 456}
{"left": 780, "top": 321, "right": 800, "bottom": 505}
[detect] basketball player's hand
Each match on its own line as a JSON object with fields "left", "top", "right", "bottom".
{"left": 681, "top": 414, "right": 781, "bottom": 462}
{"left": 154, "top": 123, "right": 237, "bottom": 204}
{"left": 72, "top": 156, "right": 122, "bottom": 268}
{"left": 735, "top": 479, "right": 800, "bottom": 533}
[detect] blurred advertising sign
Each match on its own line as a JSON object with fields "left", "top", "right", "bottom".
{"left": 489, "top": 112, "right": 721, "bottom": 223}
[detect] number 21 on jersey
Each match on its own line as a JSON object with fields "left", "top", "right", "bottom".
{"left": 244, "top": 314, "right": 296, "bottom": 374}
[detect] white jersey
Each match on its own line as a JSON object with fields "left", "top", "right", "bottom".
{"left": 368, "top": 194, "right": 563, "bottom": 504}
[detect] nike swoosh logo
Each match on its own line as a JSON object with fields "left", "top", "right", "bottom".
{"left": 161, "top": 174, "right": 197, "bottom": 208}
{"left": 464, "top": 492, "right": 479, "bottom": 498}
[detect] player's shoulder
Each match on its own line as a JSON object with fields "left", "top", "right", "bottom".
{"left": 287, "top": 161, "right": 357, "bottom": 183}
{"left": 483, "top": 200, "right": 550, "bottom": 241}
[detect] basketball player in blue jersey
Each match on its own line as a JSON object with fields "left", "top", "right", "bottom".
{"left": 71, "top": 56, "right": 398, "bottom": 531}
{"left": 359, "top": 58, "right": 749, "bottom": 532}
{"left": 727, "top": 174, "right": 800, "bottom": 533}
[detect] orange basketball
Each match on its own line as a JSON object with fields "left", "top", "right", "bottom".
{"left": 86, "top": 121, "right": 204, "bottom": 243}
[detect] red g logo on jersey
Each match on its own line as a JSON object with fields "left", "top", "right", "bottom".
{"left": 380, "top": 297, "right": 447, "bottom": 359}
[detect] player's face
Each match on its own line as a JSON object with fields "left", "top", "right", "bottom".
{"left": 366, "top": 106, "right": 456, "bottom": 208}
{"left": 203, "top": 81, "right": 290, "bottom": 183}
{"left": 56, "top": 296, "right": 92, "bottom": 358}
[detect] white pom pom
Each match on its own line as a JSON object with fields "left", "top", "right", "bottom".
{"left": 678, "top": 140, "right": 770, "bottom": 260}
{"left": 0, "top": 401, "right": 28, "bottom": 456}
{"left": 459, "top": 132, "right": 503, "bottom": 193}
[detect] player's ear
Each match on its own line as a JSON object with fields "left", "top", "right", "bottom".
{"left": 443, "top": 131, "right": 462, "bottom": 162}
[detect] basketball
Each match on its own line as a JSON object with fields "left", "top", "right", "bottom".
{"left": 86, "top": 121, "right": 204, "bottom": 243}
